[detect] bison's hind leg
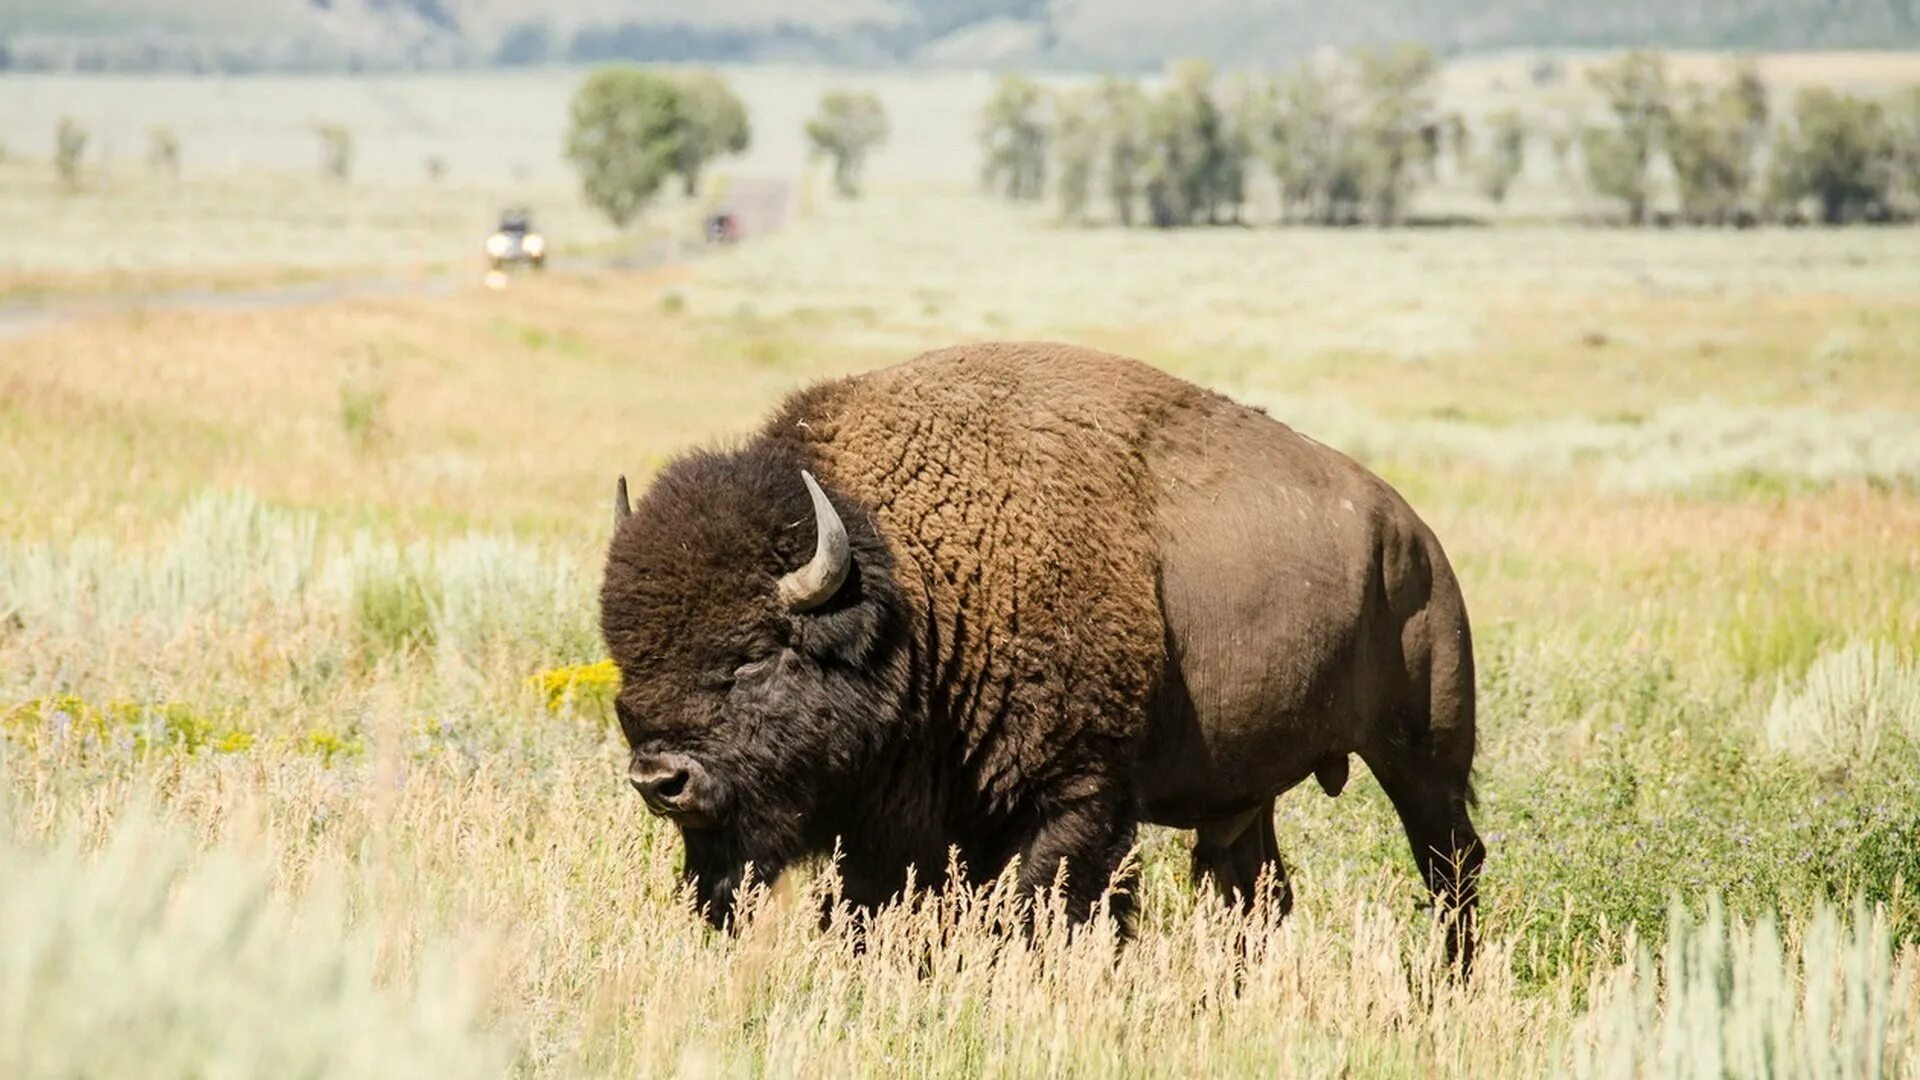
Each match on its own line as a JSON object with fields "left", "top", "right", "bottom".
{"left": 1361, "top": 742, "right": 1483, "bottom": 976}
{"left": 1189, "top": 800, "right": 1291, "bottom": 917}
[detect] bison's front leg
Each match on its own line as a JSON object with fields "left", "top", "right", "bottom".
{"left": 1011, "top": 781, "right": 1139, "bottom": 931}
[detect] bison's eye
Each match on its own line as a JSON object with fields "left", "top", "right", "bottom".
{"left": 732, "top": 657, "right": 776, "bottom": 682}
{"left": 696, "top": 659, "right": 762, "bottom": 695}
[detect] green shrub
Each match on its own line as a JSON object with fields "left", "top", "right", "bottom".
{"left": 351, "top": 554, "right": 438, "bottom": 657}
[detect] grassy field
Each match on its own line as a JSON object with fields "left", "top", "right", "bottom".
{"left": 3, "top": 167, "right": 1920, "bottom": 1075}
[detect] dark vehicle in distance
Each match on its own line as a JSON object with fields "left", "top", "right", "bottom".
{"left": 705, "top": 212, "right": 740, "bottom": 244}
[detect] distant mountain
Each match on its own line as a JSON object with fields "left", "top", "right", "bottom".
{"left": 4, "top": 0, "right": 1916, "bottom": 72}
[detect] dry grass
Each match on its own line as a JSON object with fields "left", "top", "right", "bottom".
{"left": 4, "top": 184, "right": 1920, "bottom": 1074}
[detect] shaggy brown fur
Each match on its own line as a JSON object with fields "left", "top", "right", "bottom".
{"left": 602, "top": 341, "right": 1483, "bottom": 967}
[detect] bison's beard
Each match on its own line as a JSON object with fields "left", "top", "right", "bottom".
{"left": 676, "top": 788, "right": 811, "bottom": 930}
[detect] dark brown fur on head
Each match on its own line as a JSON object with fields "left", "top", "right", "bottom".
{"left": 600, "top": 446, "right": 912, "bottom": 927}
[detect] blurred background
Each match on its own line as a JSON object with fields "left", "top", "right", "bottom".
{"left": 3, "top": 3, "right": 1920, "bottom": 1077}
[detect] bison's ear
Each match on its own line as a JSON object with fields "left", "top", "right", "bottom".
{"left": 777, "top": 471, "right": 851, "bottom": 611}
{"left": 792, "top": 570, "right": 888, "bottom": 666}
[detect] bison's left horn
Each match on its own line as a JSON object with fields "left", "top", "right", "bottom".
{"left": 614, "top": 475, "right": 631, "bottom": 528}
{"left": 778, "top": 470, "right": 850, "bottom": 611}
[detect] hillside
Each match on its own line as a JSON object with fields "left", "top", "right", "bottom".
{"left": 3, "top": 0, "right": 1917, "bottom": 71}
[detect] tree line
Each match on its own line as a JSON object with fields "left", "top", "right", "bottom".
{"left": 980, "top": 50, "right": 1920, "bottom": 228}
{"left": 564, "top": 67, "right": 889, "bottom": 225}
{"left": 34, "top": 67, "right": 892, "bottom": 227}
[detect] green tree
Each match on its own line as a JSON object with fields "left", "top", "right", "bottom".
{"left": 53, "top": 117, "right": 87, "bottom": 191}
{"left": 1477, "top": 110, "right": 1527, "bottom": 205}
{"left": 147, "top": 126, "right": 180, "bottom": 181}
{"left": 1881, "top": 85, "right": 1920, "bottom": 215}
{"left": 1666, "top": 61, "right": 1769, "bottom": 224}
{"left": 1354, "top": 44, "right": 1438, "bottom": 226}
{"left": 1099, "top": 77, "right": 1149, "bottom": 227}
{"left": 1443, "top": 111, "right": 1472, "bottom": 172}
{"left": 671, "top": 71, "right": 750, "bottom": 197}
{"left": 1143, "top": 59, "right": 1228, "bottom": 227}
{"left": 1769, "top": 87, "right": 1896, "bottom": 224}
{"left": 1268, "top": 67, "right": 1323, "bottom": 224}
{"left": 1216, "top": 74, "right": 1273, "bottom": 224}
{"left": 1271, "top": 60, "right": 1365, "bottom": 226}
{"left": 980, "top": 74, "right": 1050, "bottom": 201}
{"left": 1051, "top": 85, "right": 1102, "bottom": 224}
{"left": 1580, "top": 51, "right": 1670, "bottom": 225}
{"left": 806, "top": 91, "right": 889, "bottom": 198}
{"left": 313, "top": 122, "right": 353, "bottom": 182}
{"left": 1548, "top": 121, "right": 1575, "bottom": 180}
{"left": 1667, "top": 90, "right": 1743, "bottom": 223}
{"left": 565, "top": 68, "right": 683, "bottom": 227}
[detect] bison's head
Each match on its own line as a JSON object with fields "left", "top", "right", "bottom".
{"left": 600, "top": 453, "right": 907, "bottom": 927}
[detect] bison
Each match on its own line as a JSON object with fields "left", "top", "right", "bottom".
{"left": 601, "top": 342, "right": 1484, "bottom": 966}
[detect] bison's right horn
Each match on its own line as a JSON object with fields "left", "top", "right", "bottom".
{"left": 777, "top": 470, "right": 850, "bottom": 611}
{"left": 614, "top": 475, "right": 632, "bottom": 528}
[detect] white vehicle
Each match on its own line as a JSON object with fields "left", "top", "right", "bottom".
{"left": 486, "top": 208, "right": 546, "bottom": 272}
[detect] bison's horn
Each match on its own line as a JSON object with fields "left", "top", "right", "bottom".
{"left": 778, "top": 470, "right": 850, "bottom": 611}
{"left": 614, "top": 475, "right": 631, "bottom": 528}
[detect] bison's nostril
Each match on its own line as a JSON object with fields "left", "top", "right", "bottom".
{"left": 630, "top": 754, "right": 706, "bottom": 817}
{"left": 655, "top": 769, "right": 690, "bottom": 801}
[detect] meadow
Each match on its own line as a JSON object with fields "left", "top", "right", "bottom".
{"left": 4, "top": 64, "right": 1920, "bottom": 1075}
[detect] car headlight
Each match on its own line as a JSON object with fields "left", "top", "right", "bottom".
{"left": 523, "top": 234, "right": 545, "bottom": 256}
{"left": 485, "top": 234, "right": 511, "bottom": 257}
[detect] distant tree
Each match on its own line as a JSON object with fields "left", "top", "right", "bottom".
{"left": 1666, "top": 60, "right": 1769, "bottom": 223}
{"left": 1271, "top": 59, "right": 1365, "bottom": 226}
{"left": 1443, "top": 111, "right": 1472, "bottom": 172}
{"left": 1268, "top": 67, "right": 1322, "bottom": 224}
{"left": 1353, "top": 44, "right": 1438, "bottom": 226}
{"left": 565, "top": 67, "right": 682, "bottom": 226}
{"left": 1548, "top": 121, "right": 1575, "bottom": 179}
{"left": 1883, "top": 85, "right": 1920, "bottom": 214}
{"left": 1477, "top": 109, "right": 1527, "bottom": 205}
{"left": 1051, "top": 84, "right": 1102, "bottom": 224}
{"left": 1177, "top": 60, "right": 1233, "bottom": 223}
{"left": 424, "top": 155, "right": 448, "bottom": 182}
{"left": 1417, "top": 118, "right": 1442, "bottom": 179}
{"left": 1142, "top": 59, "right": 1229, "bottom": 227}
{"left": 806, "top": 91, "right": 889, "bottom": 198}
{"left": 54, "top": 117, "right": 87, "bottom": 191}
{"left": 147, "top": 126, "right": 181, "bottom": 180}
{"left": 313, "top": 122, "right": 354, "bottom": 182}
{"left": 1216, "top": 73, "right": 1273, "bottom": 224}
{"left": 1099, "top": 77, "right": 1149, "bottom": 226}
{"left": 1142, "top": 76, "right": 1197, "bottom": 226}
{"left": 1580, "top": 50, "right": 1670, "bottom": 224}
{"left": 1769, "top": 87, "right": 1896, "bottom": 224}
{"left": 980, "top": 74, "right": 1049, "bottom": 201}
{"left": 671, "top": 70, "right": 750, "bottom": 196}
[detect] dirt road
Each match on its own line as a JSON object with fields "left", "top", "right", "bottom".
{"left": 0, "top": 176, "right": 793, "bottom": 341}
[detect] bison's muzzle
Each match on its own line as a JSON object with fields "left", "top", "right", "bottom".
{"left": 629, "top": 752, "right": 720, "bottom": 828}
